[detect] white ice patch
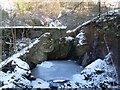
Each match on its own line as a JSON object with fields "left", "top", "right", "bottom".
{"left": 53, "top": 80, "right": 67, "bottom": 83}
{"left": 39, "top": 61, "right": 54, "bottom": 69}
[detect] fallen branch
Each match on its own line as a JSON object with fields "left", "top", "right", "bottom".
{"left": 103, "top": 34, "right": 119, "bottom": 83}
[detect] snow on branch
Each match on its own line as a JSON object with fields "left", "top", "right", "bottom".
{"left": 0, "top": 38, "right": 39, "bottom": 69}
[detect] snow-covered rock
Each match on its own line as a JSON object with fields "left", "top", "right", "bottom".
{"left": 0, "top": 56, "right": 49, "bottom": 89}
{"left": 0, "top": 60, "right": 31, "bottom": 88}
{"left": 70, "top": 57, "right": 118, "bottom": 89}
{"left": 76, "top": 30, "right": 87, "bottom": 45}
{"left": 30, "top": 78, "right": 49, "bottom": 88}
{"left": 12, "top": 58, "right": 30, "bottom": 74}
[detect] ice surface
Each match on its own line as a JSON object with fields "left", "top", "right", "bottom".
{"left": 39, "top": 61, "right": 54, "bottom": 68}
{"left": 32, "top": 60, "right": 83, "bottom": 81}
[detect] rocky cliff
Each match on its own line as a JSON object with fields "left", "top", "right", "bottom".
{"left": 66, "top": 10, "right": 120, "bottom": 81}
{"left": 15, "top": 10, "right": 120, "bottom": 81}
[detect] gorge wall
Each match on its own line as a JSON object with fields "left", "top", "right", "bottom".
{"left": 2, "top": 10, "right": 120, "bottom": 82}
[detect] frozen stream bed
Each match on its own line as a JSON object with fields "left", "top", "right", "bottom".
{"left": 32, "top": 60, "right": 83, "bottom": 81}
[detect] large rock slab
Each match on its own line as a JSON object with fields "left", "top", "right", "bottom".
{"left": 22, "top": 33, "right": 54, "bottom": 69}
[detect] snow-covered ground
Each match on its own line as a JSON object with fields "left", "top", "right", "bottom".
{"left": 0, "top": 53, "right": 119, "bottom": 89}
{"left": 31, "top": 57, "right": 119, "bottom": 89}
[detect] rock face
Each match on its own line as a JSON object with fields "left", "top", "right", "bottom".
{"left": 67, "top": 11, "right": 120, "bottom": 81}
{"left": 21, "top": 29, "right": 67, "bottom": 69}
{"left": 21, "top": 10, "right": 120, "bottom": 82}
{"left": 22, "top": 33, "right": 54, "bottom": 69}
{"left": 47, "top": 38, "right": 73, "bottom": 60}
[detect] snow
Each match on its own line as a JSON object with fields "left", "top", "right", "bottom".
{"left": 0, "top": 47, "right": 118, "bottom": 89}
{"left": 52, "top": 80, "right": 68, "bottom": 83}
{"left": 0, "top": 70, "right": 31, "bottom": 88}
{"left": 66, "top": 19, "right": 95, "bottom": 34}
{"left": 65, "top": 36, "right": 74, "bottom": 41}
{"left": 0, "top": 37, "right": 40, "bottom": 88}
{"left": 0, "top": 36, "right": 118, "bottom": 88}
{"left": 0, "top": 38, "right": 39, "bottom": 69}
{"left": 32, "top": 60, "right": 83, "bottom": 81}
{"left": 73, "top": 59, "right": 115, "bottom": 85}
{"left": 49, "top": 20, "right": 62, "bottom": 27}
{"left": 84, "top": 59, "right": 106, "bottom": 70}
{"left": 30, "top": 78, "right": 49, "bottom": 88}
{"left": 0, "top": 56, "right": 31, "bottom": 88}
{"left": 82, "top": 57, "right": 116, "bottom": 77}
{"left": 58, "top": 12, "right": 62, "bottom": 18}
{"left": 12, "top": 58, "right": 30, "bottom": 74}
{"left": 105, "top": 9, "right": 120, "bottom": 15}
{"left": 16, "top": 38, "right": 34, "bottom": 51}
{"left": 70, "top": 58, "right": 117, "bottom": 88}
{"left": 38, "top": 61, "right": 54, "bottom": 69}
{"left": 76, "top": 30, "right": 87, "bottom": 45}
{"left": 0, "top": 83, "right": 15, "bottom": 89}
{"left": 0, "top": 26, "right": 67, "bottom": 29}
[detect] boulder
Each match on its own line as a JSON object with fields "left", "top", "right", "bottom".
{"left": 47, "top": 38, "right": 74, "bottom": 60}
{"left": 22, "top": 33, "right": 55, "bottom": 69}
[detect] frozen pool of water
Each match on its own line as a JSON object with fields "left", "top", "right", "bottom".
{"left": 32, "top": 60, "right": 83, "bottom": 81}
